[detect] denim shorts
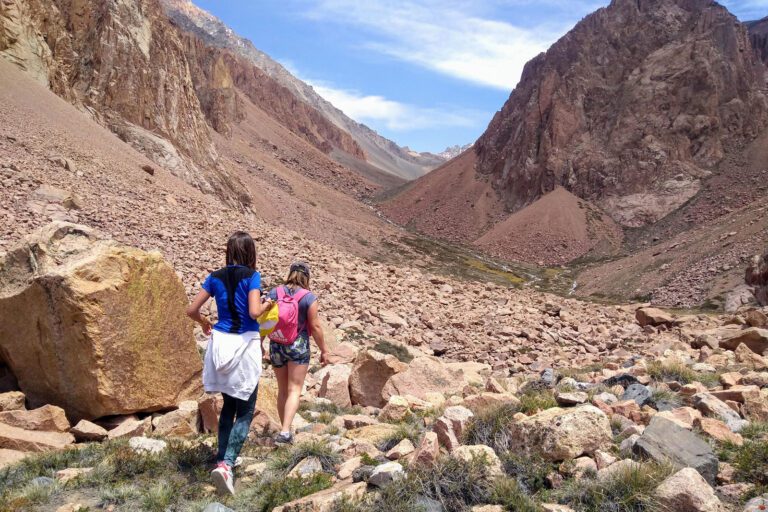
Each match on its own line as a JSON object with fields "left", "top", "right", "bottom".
{"left": 270, "top": 337, "right": 310, "bottom": 368}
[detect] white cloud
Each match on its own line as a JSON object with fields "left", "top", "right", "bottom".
{"left": 303, "top": 0, "right": 593, "bottom": 90}
{"left": 308, "top": 80, "right": 483, "bottom": 131}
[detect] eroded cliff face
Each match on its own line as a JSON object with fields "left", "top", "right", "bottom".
{"left": 748, "top": 17, "right": 768, "bottom": 64}
{"left": 475, "top": 0, "right": 768, "bottom": 227}
{"left": 0, "top": 0, "right": 248, "bottom": 202}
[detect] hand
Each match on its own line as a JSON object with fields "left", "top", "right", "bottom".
{"left": 262, "top": 345, "right": 270, "bottom": 363}
{"left": 200, "top": 317, "right": 212, "bottom": 336}
{"left": 319, "top": 351, "right": 330, "bottom": 366}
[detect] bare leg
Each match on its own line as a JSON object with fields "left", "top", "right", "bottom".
{"left": 281, "top": 362, "right": 309, "bottom": 433}
{"left": 274, "top": 365, "right": 289, "bottom": 426}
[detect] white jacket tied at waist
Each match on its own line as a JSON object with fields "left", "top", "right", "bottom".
{"left": 203, "top": 330, "right": 262, "bottom": 401}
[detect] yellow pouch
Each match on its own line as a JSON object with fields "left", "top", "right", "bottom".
{"left": 257, "top": 303, "right": 279, "bottom": 338}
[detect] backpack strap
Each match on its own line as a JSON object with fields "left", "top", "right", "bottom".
{"left": 276, "top": 286, "right": 286, "bottom": 300}
{"left": 293, "top": 288, "right": 311, "bottom": 302}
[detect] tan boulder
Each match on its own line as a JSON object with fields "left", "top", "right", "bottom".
{"left": 0, "top": 392, "right": 25, "bottom": 412}
{"left": 743, "top": 394, "right": 768, "bottom": 422}
{"left": 326, "top": 343, "right": 359, "bottom": 365}
{"left": 70, "top": 420, "right": 107, "bottom": 442}
{"left": 382, "top": 357, "right": 465, "bottom": 402}
{"left": 386, "top": 438, "right": 415, "bottom": 460}
{"left": 444, "top": 361, "right": 492, "bottom": 387}
{"left": 434, "top": 406, "right": 474, "bottom": 452}
{"left": 256, "top": 379, "right": 280, "bottom": 426}
{"left": 55, "top": 467, "right": 93, "bottom": 484}
{"left": 337, "top": 456, "right": 363, "bottom": 480}
{"left": 0, "top": 404, "right": 70, "bottom": 432}
{"left": 345, "top": 423, "right": 399, "bottom": 445}
{"left": 654, "top": 407, "right": 701, "bottom": 430}
{"left": 152, "top": 401, "right": 199, "bottom": 438}
{"left": 349, "top": 350, "right": 407, "bottom": 407}
{"left": 411, "top": 431, "right": 440, "bottom": 467}
{"left": 0, "top": 448, "right": 28, "bottom": 468}
{"left": 198, "top": 394, "right": 223, "bottom": 434}
{"left": 695, "top": 418, "right": 743, "bottom": 446}
{"left": 734, "top": 344, "right": 768, "bottom": 370}
{"left": 719, "top": 327, "right": 768, "bottom": 355}
{"left": 710, "top": 385, "right": 761, "bottom": 403}
{"left": 462, "top": 392, "right": 521, "bottom": 413}
{"left": 316, "top": 365, "right": 352, "bottom": 409}
{"left": 508, "top": 405, "right": 611, "bottom": 462}
{"left": 0, "top": 223, "right": 202, "bottom": 420}
{"left": 379, "top": 395, "right": 411, "bottom": 422}
{"left": 0, "top": 422, "right": 74, "bottom": 452}
{"left": 654, "top": 467, "right": 723, "bottom": 512}
{"left": 273, "top": 481, "right": 367, "bottom": 512}
{"left": 107, "top": 417, "right": 151, "bottom": 440}
{"left": 636, "top": 307, "right": 675, "bottom": 327}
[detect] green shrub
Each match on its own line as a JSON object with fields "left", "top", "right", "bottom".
{"left": 140, "top": 480, "right": 178, "bottom": 512}
{"left": 490, "top": 477, "right": 541, "bottom": 512}
{"left": 553, "top": 462, "right": 673, "bottom": 512}
{"left": 233, "top": 473, "right": 333, "bottom": 512}
{"left": 268, "top": 440, "right": 340, "bottom": 474}
{"left": 99, "top": 483, "right": 140, "bottom": 506}
{"left": 517, "top": 389, "right": 558, "bottom": 415}
{"left": 646, "top": 361, "right": 719, "bottom": 387}
{"left": 733, "top": 438, "right": 768, "bottom": 486}
{"left": 463, "top": 404, "right": 518, "bottom": 453}
{"left": 500, "top": 453, "right": 554, "bottom": 495}
{"left": 379, "top": 422, "right": 423, "bottom": 452}
{"left": 373, "top": 339, "right": 414, "bottom": 363}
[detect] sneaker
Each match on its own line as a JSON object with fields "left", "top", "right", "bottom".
{"left": 211, "top": 462, "right": 235, "bottom": 496}
{"left": 274, "top": 432, "right": 294, "bottom": 445}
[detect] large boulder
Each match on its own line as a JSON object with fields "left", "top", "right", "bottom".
{"left": 654, "top": 467, "right": 723, "bottom": 512}
{"left": 434, "top": 406, "right": 474, "bottom": 452}
{"left": 273, "top": 481, "right": 367, "bottom": 512}
{"left": 0, "top": 223, "right": 202, "bottom": 420}
{"left": 633, "top": 416, "right": 718, "bottom": 484}
{"left": 349, "top": 350, "right": 407, "bottom": 407}
{"left": 692, "top": 393, "right": 748, "bottom": 433}
{"left": 746, "top": 251, "right": 768, "bottom": 305}
{"left": 0, "top": 422, "right": 74, "bottom": 452}
{"left": 315, "top": 364, "right": 352, "bottom": 409}
{"left": 382, "top": 357, "right": 465, "bottom": 402}
{"left": 508, "top": 405, "right": 611, "bottom": 461}
{"left": 719, "top": 327, "right": 768, "bottom": 355}
{"left": 0, "top": 405, "right": 70, "bottom": 432}
{"left": 635, "top": 307, "right": 675, "bottom": 327}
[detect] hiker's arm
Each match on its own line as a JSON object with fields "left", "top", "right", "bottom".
{"left": 248, "top": 289, "right": 273, "bottom": 319}
{"left": 186, "top": 290, "right": 212, "bottom": 336}
{"left": 308, "top": 301, "right": 329, "bottom": 365}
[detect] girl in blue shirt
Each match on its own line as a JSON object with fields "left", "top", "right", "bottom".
{"left": 187, "top": 231, "right": 272, "bottom": 496}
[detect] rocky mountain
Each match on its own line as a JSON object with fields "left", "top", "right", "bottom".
{"left": 159, "top": 0, "right": 441, "bottom": 180}
{"left": 438, "top": 143, "right": 472, "bottom": 161}
{"left": 748, "top": 16, "right": 768, "bottom": 64}
{"left": 383, "top": 0, "right": 768, "bottom": 306}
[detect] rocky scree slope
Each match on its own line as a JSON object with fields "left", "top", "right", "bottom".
{"left": 160, "top": 0, "right": 444, "bottom": 181}
{"left": 0, "top": 0, "right": 396, "bottom": 208}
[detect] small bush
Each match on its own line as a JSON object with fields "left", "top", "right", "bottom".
{"left": 373, "top": 339, "right": 414, "bottom": 363}
{"left": 416, "top": 455, "right": 496, "bottom": 511}
{"left": 268, "top": 440, "right": 340, "bottom": 474}
{"left": 733, "top": 438, "right": 768, "bottom": 486}
{"left": 463, "top": 404, "right": 518, "bottom": 453}
{"left": 99, "top": 483, "right": 140, "bottom": 506}
{"left": 646, "top": 361, "right": 719, "bottom": 387}
{"left": 501, "top": 453, "right": 554, "bottom": 495}
{"left": 553, "top": 462, "right": 673, "bottom": 512}
{"left": 247, "top": 473, "right": 334, "bottom": 512}
{"left": 490, "top": 477, "right": 541, "bottom": 512}
{"left": 360, "top": 453, "right": 383, "bottom": 466}
{"left": 379, "top": 422, "right": 422, "bottom": 452}
{"left": 140, "top": 480, "right": 177, "bottom": 512}
{"left": 517, "top": 389, "right": 558, "bottom": 415}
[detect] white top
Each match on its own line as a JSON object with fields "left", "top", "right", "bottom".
{"left": 202, "top": 330, "right": 262, "bottom": 401}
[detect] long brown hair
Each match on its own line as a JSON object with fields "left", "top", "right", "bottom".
{"left": 225, "top": 232, "right": 257, "bottom": 269}
{"left": 285, "top": 262, "right": 310, "bottom": 289}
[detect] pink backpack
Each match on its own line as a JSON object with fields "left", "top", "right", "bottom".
{"left": 269, "top": 286, "right": 310, "bottom": 345}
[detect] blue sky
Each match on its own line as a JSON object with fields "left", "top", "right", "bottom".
{"left": 194, "top": 0, "right": 768, "bottom": 153}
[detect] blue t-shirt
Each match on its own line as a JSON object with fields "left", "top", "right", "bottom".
{"left": 202, "top": 265, "right": 261, "bottom": 334}
{"left": 268, "top": 286, "right": 317, "bottom": 340}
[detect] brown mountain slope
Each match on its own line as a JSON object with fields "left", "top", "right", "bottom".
{"left": 159, "top": 0, "right": 443, "bottom": 181}
{"left": 474, "top": 0, "right": 767, "bottom": 227}
{"left": 748, "top": 16, "right": 768, "bottom": 63}
{"left": 0, "top": 0, "right": 392, "bottom": 208}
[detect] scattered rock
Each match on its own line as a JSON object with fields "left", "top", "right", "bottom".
{"left": 0, "top": 422, "right": 75, "bottom": 452}
{"left": 0, "top": 404, "right": 70, "bottom": 432}
{"left": 719, "top": 327, "right": 768, "bottom": 355}
{"left": 316, "top": 365, "right": 352, "bottom": 408}
{"left": 508, "top": 405, "right": 611, "bottom": 461}
{"left": 451, "top": 445, "right": 503, "bottom": 478}
{"left": 636, "top": 308, "right": 674, "bottom": 327}
{"left": 368, "top": 461, "right": 404, "bottom": 487}
{"left": 382, "top": 356, "right": 465, "bottom": 402}
{"left": 434, "top": 406, "right": 474, "bottom": 452}
{"left": 0, "top": 392, "right": 25, "bottom": 412}
{"left": 654, "top": 467, "right": 723, "bottom": 512}
{"left": 273, "top": 481, "right": 367, "bottom": 512}
{"left": 692, "top": 393, "right": 748, "bottom": 432}
{"left": 55, "top": 467, "right": 93, "bottom": 484}
{"left": 70, "top": 420, "right": 108, "bottom": 442}
{"left": 288, "top": 456, "right": 323, "bottom": 478}
{"left": 633, "top": 416, "right": 718, "bottom": 484}
{"left": 128, "top": 436, "right": 167, "bottom": 455}
{"left": 349, "top": 350, "right": 407, "bottom": 408}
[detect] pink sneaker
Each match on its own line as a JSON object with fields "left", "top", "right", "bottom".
{"left": 211, "top": 462, "right": 235, "bottom": 496}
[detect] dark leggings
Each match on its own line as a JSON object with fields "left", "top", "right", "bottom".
{"left": 217, "top": 386, "right": 258, "bottom": 467}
